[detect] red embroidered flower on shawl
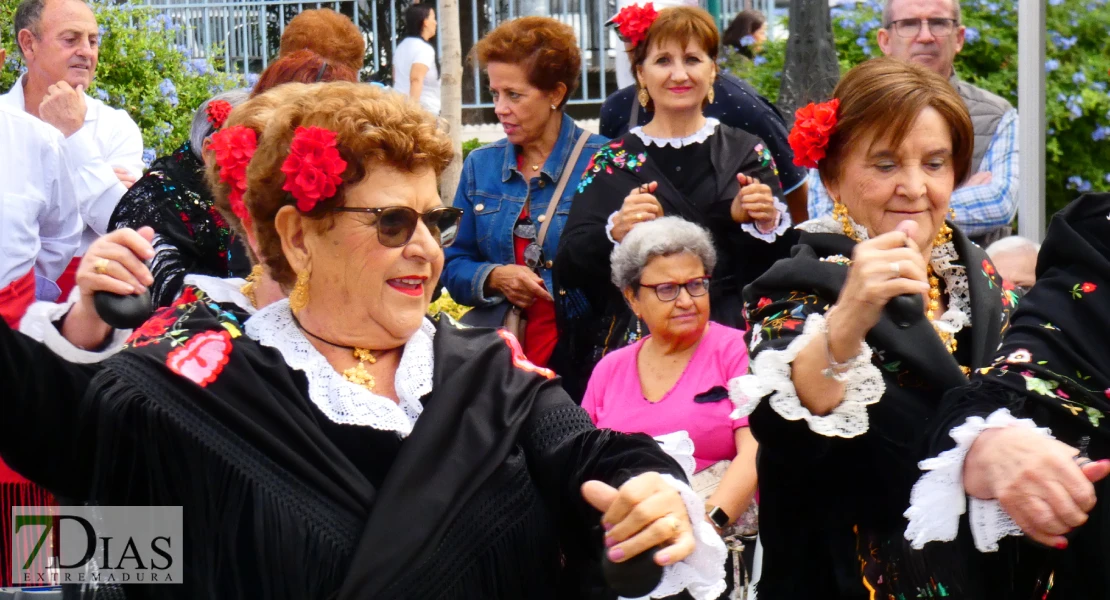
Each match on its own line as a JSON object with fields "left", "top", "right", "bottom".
{"left": 280, "top": 126, "right": 348, "bottom": 213}
{"left": 206, "top": 100, "right": 233, "bottom": 129}
{"left": 126, "top": 307, "right": 179, "bottom": 346}
{"left": 166, "top": 330, "right": 233, "bottom": 387}
{"left": 611, "top": 3, "right": 659, "bottom": 49}
{"left": 1082, "top": 282, "right": 1097, "bottom": 293}
{"left": 787, "top": 99, "right": 839, "bottom": 168}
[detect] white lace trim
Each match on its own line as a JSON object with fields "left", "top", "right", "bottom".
{"left": 647, "top": 473, "right": 728, "bottom": 600}
{"left": 184, "top": 275, "right": 256, "bottom": 315}
{"left": 19, "top": 288, "right": 131, "bottom": 364}
{"left": 245, "top": 299, "right": 434, "bottom": 435}
{"left": 903, "top": 408, "right": 1051, "bottom": 552}
{"left": 606, "top": 211, "right": 621, "bottom": 246}
{"left": 796, "top": 216, "right": 972, "bottom": 335}
{"left": 654, "top": 431, "right": 697, "bottom": 482}
{"left": 728, "top": 313, "right": 886, "bottom": 438}
{"left": 741, "top": 198, "right": 792, "bottom": 243}
{"left": 630, "top": 118, "right": 721, "bottom": 148}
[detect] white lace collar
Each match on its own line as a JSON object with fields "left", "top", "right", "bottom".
{"left": 184, "top": 274, "right": 257, "bottom": 314}
{"left": 630, "top": 117, "right": 720, "bottom": 148}
{"left": 244, "top": 299, "right": 436, "bottom": 436}
{"left": 798, "top": 214, "right": 971, "bottom": 332}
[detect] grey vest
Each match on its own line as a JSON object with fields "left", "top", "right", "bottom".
{"left": 950, "top": 75, "right": 1013, "bottom": 173}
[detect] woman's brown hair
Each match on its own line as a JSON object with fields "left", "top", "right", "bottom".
{"left": 629, "top": 6, "right": 719, "bottom": 112}
{"left": 278, "top": 8, "right": 366, "bottom": 73}
{"left": 471, "top": 16, "right": 581, "bottom": 108}
{"left": 206, "top": 82, "right": 454, "bottom": 285}
{"left": 818, "top": 57, "right": 974, "bottom": 191}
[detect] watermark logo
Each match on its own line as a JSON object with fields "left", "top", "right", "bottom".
{"left": 11, "top": 506, "right": 182, "bottom": 585}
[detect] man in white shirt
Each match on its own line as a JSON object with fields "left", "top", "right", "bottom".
{"left": 0, "top": 28, "right": 82, "bottom": 326}
{"left": 3, "top": 0, "right": 144, "bottom": 297}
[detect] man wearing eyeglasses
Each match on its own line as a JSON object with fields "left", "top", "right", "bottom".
{"left": 807, "top": 0, "right": 1019, "bottom": 247}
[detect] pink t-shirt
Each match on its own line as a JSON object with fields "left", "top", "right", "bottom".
{"left": 581, "top": 322, "right": 750, "bottom": 472}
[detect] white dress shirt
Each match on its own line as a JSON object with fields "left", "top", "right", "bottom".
{"left": 0, "top": 75, "right": 144, "bottom": 254}
{"left": 0, "top": 103, "right": 83, "bottom": 290}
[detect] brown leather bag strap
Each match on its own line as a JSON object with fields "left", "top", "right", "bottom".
{"left": 536, "top": 131, "right": 590, "bottom": 247}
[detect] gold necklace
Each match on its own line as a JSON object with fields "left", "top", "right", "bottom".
{"left": 292, "top": 315, "right": 380, "bottom": 392}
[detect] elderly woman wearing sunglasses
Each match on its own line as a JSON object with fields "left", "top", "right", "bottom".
{"left": 582, "top": 217, "right": 759, "bottom": 580}
{"left": 0, "top": 82, "right": 730, "bottom": 599}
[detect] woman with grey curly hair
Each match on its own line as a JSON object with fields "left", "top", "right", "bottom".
{"left": 583, "top": 216, "right": 759, "bottom": 584}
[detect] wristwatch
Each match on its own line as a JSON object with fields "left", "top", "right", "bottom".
{"left": 705, "top": 504, "right": 730, "bottom": 530}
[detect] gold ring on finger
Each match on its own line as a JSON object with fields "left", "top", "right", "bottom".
{"left": 665, "top": 516, "right": 680, "bottom": 535}
{"left": 94, "top": 258, "right": 110, "bottom": 275}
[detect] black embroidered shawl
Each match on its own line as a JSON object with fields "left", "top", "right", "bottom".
{"left": 109, "top": 142, "right": 252, "bottom": 308}
{"left": 553, "top": 126, "right": 798, "bottom": 401}
{"left": 0, "top": 287, "right": 686, "bottom": 599}
{"left": 741, "top": 224, "right": 1021, "bottom": 599}
{"left": 930, "top": 192, "right": 1110, "bottom": 599}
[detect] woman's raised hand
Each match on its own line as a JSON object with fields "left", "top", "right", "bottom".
{"left": 488, "top": 264, "right": 553, "bottom": 308}
{"left": 826, "top": 221, "right": 930, "bottom": 356}
{"left": 581, "top": 472, "right": 696, "bottom": 567}
{"left": 965, "top": 427, "right": 1110, "bottom": 549}
{"left": 611, "top": 182, "right": 664, "bottom": 243}
{"left": 61, "top": 227, "right": 156, "bottom": 348}
{"left": 730, "top": 174, "right": 778, "bottom": 231}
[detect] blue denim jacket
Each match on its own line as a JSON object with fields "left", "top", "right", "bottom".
{"left": 443, "top": 114, "right": 607, "bottom": 307}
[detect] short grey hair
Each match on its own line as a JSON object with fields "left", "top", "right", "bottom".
{"left": 986, "top": 235, "right": 1040, "bottom": 258}
{"left": 189, "top": 89, "right": 250, "bottom": 160}
{"left": 610, "top": 216, "right": 717, "bottom": 291}
{"left": 882, "top": 0, "right": 961, "bottom": 26}
{"left": 13, "top": 0, "right": 49, "bottom": 57}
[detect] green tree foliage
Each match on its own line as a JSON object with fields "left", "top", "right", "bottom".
{"left": 2, "top": 0, "right": 243, "bottom": 166}
{"left": 724, "top": 0, "right": 1110, "bottom": 216}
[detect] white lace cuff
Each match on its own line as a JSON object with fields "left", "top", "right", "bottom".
{"left": 727, "top": 313, "right": 885, "bottom": 438}
{"left": 654, "top": 431, "right": 697, "bottom": 482}
{"left": 645, "top": 473, "right": 727, "bottom": 600}
{"left": 741, "top": 198, "right": 792, "bottom": 243}
{"left": 18, "top": 291, "right": 130, "bottom": 364}
{"left": 606, "top": 211, "right": 620, "bottom": 247}
{"left": 904, "top": 408, "right": 1051, "bottom": 552}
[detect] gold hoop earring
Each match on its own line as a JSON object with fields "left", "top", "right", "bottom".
{"left": 289, "top": 269, "right": 310, "bottom": 313}
{"left": 707, "top": 88, "right": 715, "bottom": 104}
{"left": 638, "top": 87, "right": 650, "bottom": 109}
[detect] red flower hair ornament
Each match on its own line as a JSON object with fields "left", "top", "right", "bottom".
{"left": 208, "top": 125, "right": 258, "bottom": 229}
{"left": 280, "top": 126, "right": 348, "bottom": 212}
{"left": 610, "top": 2, "right": 659, "bottom": 49}
{"left": 206, "top": 100, "right": 233, "bottom": 129}
{"left": 787, "top": 98, "right": 840, "bottom": 169}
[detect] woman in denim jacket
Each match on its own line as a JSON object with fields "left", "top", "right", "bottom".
{"left": 443, "top": 17, "right": 606, "bottom": 367}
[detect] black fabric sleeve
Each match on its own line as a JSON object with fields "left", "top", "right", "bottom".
{"left": 554, "top": 151, "right": 632, "bottom": 293}
{"left": 109, "top": 176, "right": 195, "bottom": 307}
{"left": 724, "top": 143, "right": 798, "bottom": 284}
{"left": 598, "top": 88, "right": 633, "bottom": 140}
{"left": 520, "top": 383, "right": 686, "bottom": 595}
{"left": 0, "top": 319, "right": 103, "bottom": 499}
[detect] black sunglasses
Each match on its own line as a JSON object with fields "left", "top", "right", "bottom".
{"left": 639, "top": 277, "right": 711, "bottom": 302}
{"left": 329, "top": 206, "right": 464, "bottom": 248}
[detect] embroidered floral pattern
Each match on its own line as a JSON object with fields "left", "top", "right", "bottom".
{"left": 576, "top": 140, "right": 648, "bottom": 193}
{"left": 1071, "top": 281, "right": 1097, "bottom": 299}
{"left": 166, "top": 330, "right": 233, "bottom": 386}
{"left": 753, "top": 143, "right": 779, "bottom": 177}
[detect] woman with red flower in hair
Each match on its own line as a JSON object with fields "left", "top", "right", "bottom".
{"left": 556, "top": 6, "right": 795, "bottom": 402}
{"left": 729, "top": 57, "right": 1020, "bottom": 599}
{"left": 0, "top": 82, "right": 729, "bottom": 600}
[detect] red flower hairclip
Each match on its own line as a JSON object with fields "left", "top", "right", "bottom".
{"left": 611, "top": 2, "right": 659, "bottom": 49}
{"left": 208, "top": 125, "right": 258, "bottom": 229}
{"left": 788, "top": 98, "right": 840, "bottom": 169}
{"left": 206, "top": 100, "right": 233, "bottom": 130}
{"left": 280, "top": 126, "right": 348, "bottom": 212}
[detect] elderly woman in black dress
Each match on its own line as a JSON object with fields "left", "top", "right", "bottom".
{"left": 0, "top": 82, "right": 727, "bottom": 599}
{"left": 731, "top": 58, "right": 1018, "bottom": 599}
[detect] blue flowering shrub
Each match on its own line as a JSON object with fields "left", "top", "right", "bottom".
{"left": 724, "top": 0, "right": 1110, "bottom": 216}
{"left": 1, "top": 0, "right": 241, "bottom": 166}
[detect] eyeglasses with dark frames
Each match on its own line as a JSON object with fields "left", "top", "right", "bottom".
{"left": 885, "top": 17, "right": 959, "bottom": 38}
{"left": 639, "top": 277, "right": 711, "bottom": 302}
{"left": 329, "top": 206, "right": 464, "bottom": 248}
